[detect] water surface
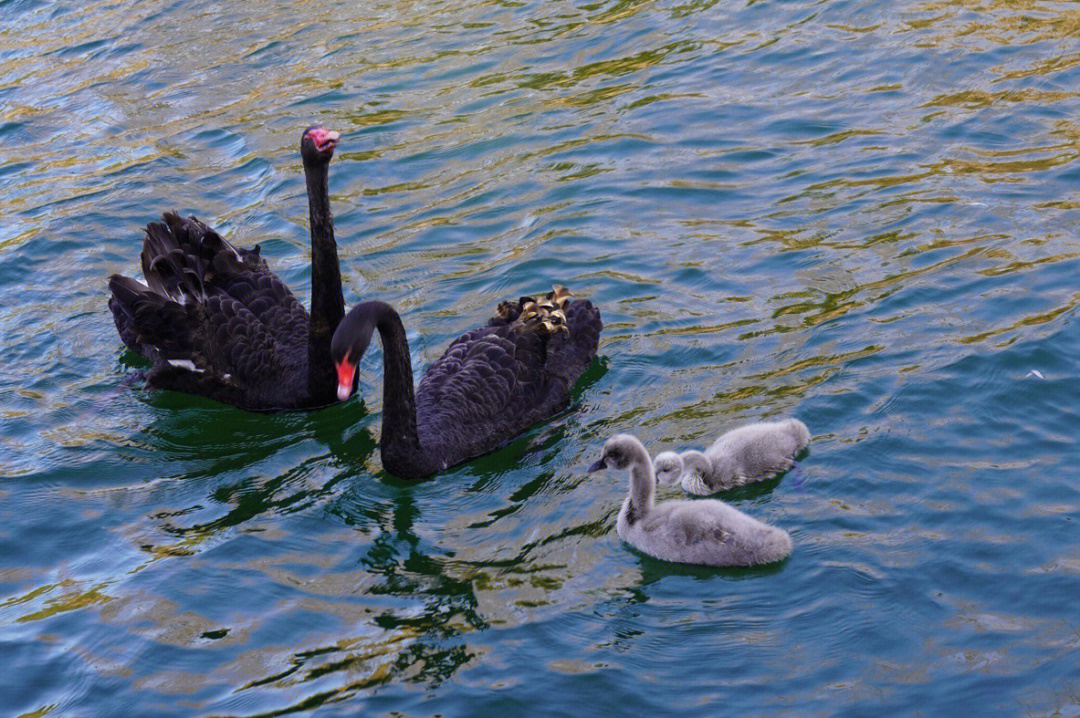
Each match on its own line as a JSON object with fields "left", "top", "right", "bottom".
{"left": 3, "top": 0, "right": 1080, "bottom": 715}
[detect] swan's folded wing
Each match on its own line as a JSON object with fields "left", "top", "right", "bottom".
{"left": 142, "top": 212, "right": 310, "bottom": 358}
{"left": 210, "top": 255, "right": 310, "bottom": 359}
{"left": 416, "top": 327, "right": 553, "bottom": 445}
{"left": 110, "top": 264, "right": 292, "bottom": 395}
{"left": 197, "top": 291, "right": 295, "bottom": 386}
{"left": 140, "top": 291, "right": 293, "bottom": 400}
{"left": 661, "top": 503, "right": 734, "bottom": 547}
{"left": 418, "top": 333, "right": 519, "bottom": 425}
{"left": 108, "top": 275, "right": 190, "bottom": 361}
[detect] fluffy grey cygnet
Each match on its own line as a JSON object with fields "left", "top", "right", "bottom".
{"left": 589, "top": 434, "right": 792, "bottom": 567}
{"left": 654, "top": 418, "right": 810, "bottom": 495}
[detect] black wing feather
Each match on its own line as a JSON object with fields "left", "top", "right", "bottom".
{"left": 108, "top": 212, "right": 311, "bottom": 409}
{"left": 412, "top": 297, "right": 601, "bottom": 465}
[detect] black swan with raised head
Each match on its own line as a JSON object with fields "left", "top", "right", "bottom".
{"left": 331, "top": 288, "right": 602, "bottom": 478}
{"left": 108, "top": 126, "right": 349, "bottom": 411}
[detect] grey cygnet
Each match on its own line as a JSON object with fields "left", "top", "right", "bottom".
{"left": 654, "top": 418, "right": 809, "bottom": 495}
{"left": 589, "top": 434, "right": 792, "bottom": 567}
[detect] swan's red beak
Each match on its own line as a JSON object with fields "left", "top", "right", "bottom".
{"left": 309, "top": 127, "right": 340, "bottom": 154}
{"left": 335, "top": 355, "right": 355, "bottom": 402}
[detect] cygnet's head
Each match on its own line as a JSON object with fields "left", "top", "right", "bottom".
{"left": 653, "top": 451, "right": 683, "bottom": 485}
{"left": 588, "top": 434, "right": 646, "bottom": 473}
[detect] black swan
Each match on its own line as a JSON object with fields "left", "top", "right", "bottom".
{"left": 330, "top": 288, "right": 602, "bottom": 478}
{"left": 107, "top": 126, "right": 349, "bottom": 411}
{"left": 588, "top": 434, "right": 792, "bottom": 566}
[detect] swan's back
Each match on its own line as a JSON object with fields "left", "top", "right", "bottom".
{"left": 620, "top": 498, "right": 792, "bottom": 566}
{"left": 707, "top": 418, "right": 810, "bottom": 485}
{"left": 414, "top": 295, "right": 602, "bottom": 466}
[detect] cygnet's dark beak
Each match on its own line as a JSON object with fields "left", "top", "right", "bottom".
{"left": 587, "top": 458, "right": 606, "bottom": 473}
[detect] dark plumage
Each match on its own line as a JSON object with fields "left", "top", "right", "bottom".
{"left": 331, "top": 290, "right": 603, "bottom": 478}
{"left": 107, "top": 126, "right": 348, "bottom": 411}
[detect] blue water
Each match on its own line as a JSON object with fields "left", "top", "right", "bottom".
{"left": 3, "top": 0, "right": 1080, "bottom": 715}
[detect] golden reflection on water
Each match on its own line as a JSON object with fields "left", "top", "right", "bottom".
{"left": 4, "top": 0, "right": 1080, "bottom": 713}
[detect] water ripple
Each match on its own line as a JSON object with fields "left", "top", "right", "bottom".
{"left": 4, "top": 0, "right": 1080, "bottom": 715}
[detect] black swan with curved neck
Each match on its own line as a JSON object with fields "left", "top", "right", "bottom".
{"left": 331, "top": 290, "right": 602, "bottom": 478}
{"left": 108, "top": 126, "right": 349, "bottom": 411}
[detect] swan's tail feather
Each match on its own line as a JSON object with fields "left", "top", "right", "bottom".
{"left": 111, "top": 211, "right": 248, "bottom": 365}
{"left": 139, "top": 212, "right": 265, "bottom": 306}
{"left": 108, "top": 275, "right": 153, "bottom": 358}
{"left": 141, "top": 214, "right": 209, "bottom": 304}
{"left": 108, "top": 273, "right": 198, "bottom": 364}
{"left": 785, "top": 418, "right": 811, "bottom": 448}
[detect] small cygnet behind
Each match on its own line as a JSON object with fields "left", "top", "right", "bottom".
{"left": 589, "top": 434, "right": 792, "bottom": 567}
{"left": 655, "top": 418, "right": 810, "bottom": 495}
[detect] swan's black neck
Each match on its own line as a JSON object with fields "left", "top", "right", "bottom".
{"left": 304, "top": 157, "right": 344, "bottom": 398}
{"left": 367, "top": 302, "right": 427, "bottom": 476}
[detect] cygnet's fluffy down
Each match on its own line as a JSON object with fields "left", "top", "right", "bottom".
{"left": 589, "top": 434, "right": 792, "bottom": 567}
{"left": 654, "top": 418, "right": 809, "bottom": 495}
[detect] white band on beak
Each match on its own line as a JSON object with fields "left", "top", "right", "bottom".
{"left": 337, "top": 384, "right": 352, "bottom": 402}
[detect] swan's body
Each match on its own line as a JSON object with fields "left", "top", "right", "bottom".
{"left": 107, "top": 127, "right": 348, "bottom": 411}
{"left": 654, "top": 418, "right": 809, "bottom": 495}
{"left": 331, "top": 290, "right": 602, "bottom": 478}
{"left": 590, "top": 434, "right": 792, "bottom": 567}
